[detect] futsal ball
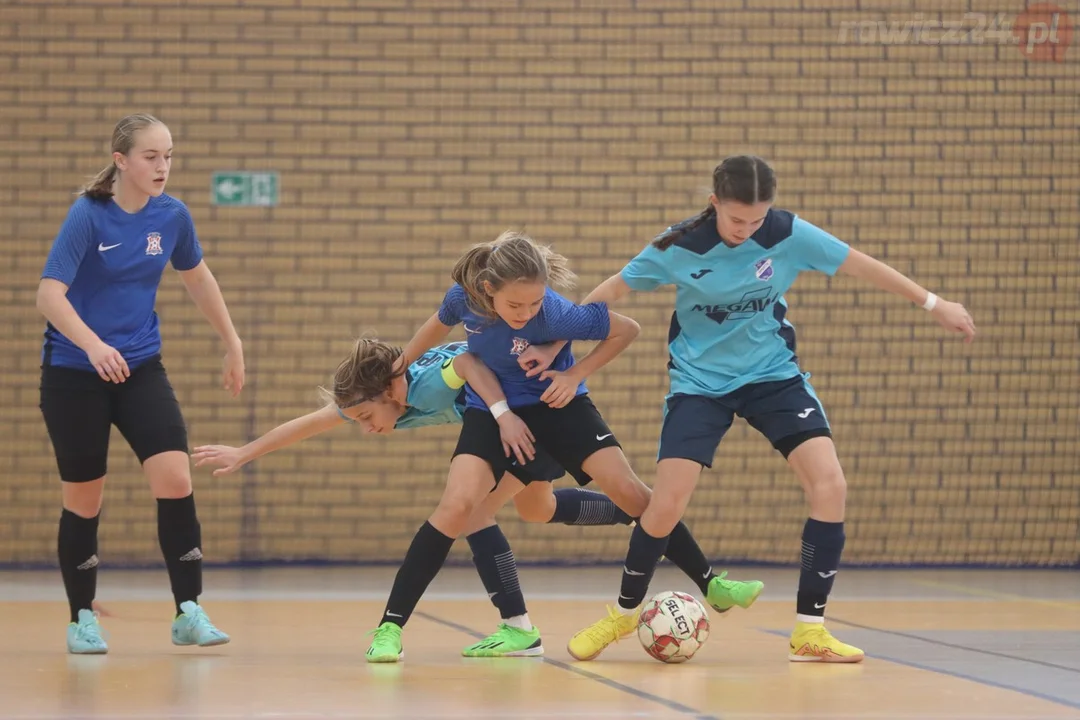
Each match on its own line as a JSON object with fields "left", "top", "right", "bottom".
{"left": 637, "top": 590, "right": 710, "bottom": 663}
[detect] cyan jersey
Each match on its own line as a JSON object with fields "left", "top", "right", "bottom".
{"left": 395, "top": 342, "right": 470, "bottom": 430}
{"left": 437, "top": 284, "right": 611, "bottom": 411}
{"left": 621, "top": 209, "right": 850, "bottom": 398}
{"left": 40, "top": 193, "right": 204, "bottom": 371}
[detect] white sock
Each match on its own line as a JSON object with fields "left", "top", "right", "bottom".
{"left": 504, "top": 614, "right": 533, "bottom": 631}
{"left": 796, "top": 613, "right": 825, "bottom": 625}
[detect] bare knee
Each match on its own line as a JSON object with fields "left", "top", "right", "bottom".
{"left": 145, "top": 451, "right": 193, "bottom": 499}
{"left": 62, "top": 478, "right": 105, "bottom": 518}
{"left": 513, "top": 488, "right": 555, "bottom": 524}
{"left": 807, "top": 470, "right": 847, "bottom": 508}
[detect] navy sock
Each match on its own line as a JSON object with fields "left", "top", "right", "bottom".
{"left": 157, "top": 494, "right": 202, "bottom": 615}
{"left": 58, "top": 509, "right": 100, "bottom": 623}
{"left": 549, "top": 487, "right": 634, "bottom": 526}
{"left": 796, "top": 519, "right": 845, "bottom": 617}
{"left": 663, "top": 521, "right": 715, "bottom": 595}
{"left": 466, "top": 525, "right": 527, "bottom": 620}
{"left": 381, "top": 521, "right": 455, "bottom": 628}
{"left": 618, "top": 524, "right": 670, "bottom": 610}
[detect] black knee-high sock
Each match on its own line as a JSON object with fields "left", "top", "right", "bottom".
{"left": 157, "top": 494, "right": 202, "bottom": 616}
{"left": 549, "top": 488, "right": 634, "bottom": 526}
{"left": 381, "top": 521, "right": 455, "bottom": 628}
{"left": 796, "top": 519, "right": 845, "bottom": 618}
{"left": 58, "top": 509, "right": 101, "bottom": 623}
{"left": 618, "top": 524, "right": 670, "bottom": 610}
{"left": 466, "top": 525, "right": 527, "bottom": 620}
{"left": 662, "top": 521, "right": 716, "bottom": 595}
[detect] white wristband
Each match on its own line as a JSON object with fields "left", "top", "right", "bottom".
{"left": 922, "top": 292, "right": 938, "bottom": 311}
{"left": 490, "top": 401, "right": 510, "bottom": 419}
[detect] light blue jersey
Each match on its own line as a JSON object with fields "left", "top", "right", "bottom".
{"left": 621, "top": 209, "right": 850, "bottom": 398}
{"left": 394, "top": 342, "right": 469, "bottom": 430}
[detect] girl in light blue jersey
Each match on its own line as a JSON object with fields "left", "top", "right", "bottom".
{"left": 546, "top": 155, "right": 976, "bottom": 662}
{"left": 36, "top": 114, "right": 242, "bottom": 654}
{"left": 192, "top": 336, "right": 639, "bottom": 658}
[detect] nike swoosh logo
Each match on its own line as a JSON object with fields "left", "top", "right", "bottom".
{"left": 98, "top": 243, "right": 121, "bottom": 252}
{"left": 703, "top": 568, "right": 713, "bottom": 579}
{"left": 814, "top": 602, "right": 827, "bottom": 609}
{"left": 385, "top": 612, "right": 403, "bottom": 617}
{"left": 818, "top": 570, "right": 837, "bottom": 578}
{"left": 463, "top": 324, "right": 482, "bottom": 334}
{"left": 596, "top": 433, "right": 613, "bottom": 441}
{"left": 622, "top": 566, "right": 645, "bottom": 576}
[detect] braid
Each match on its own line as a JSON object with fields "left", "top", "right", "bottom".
{"left": 651, "top": 207, "right": 717, "bottom": 251}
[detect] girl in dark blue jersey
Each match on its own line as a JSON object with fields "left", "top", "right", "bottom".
{"left": 364, "top": 231, "right": 763, "bottom": 664}
{"left": 36, "top": 113, "right": 243, "bottom": 654}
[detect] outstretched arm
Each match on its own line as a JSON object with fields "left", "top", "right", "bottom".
{"left": 192, "top": 405, "right": 344, "bottom": 476}
{"left": 837, "top": 249, "right": 976, "bottom": 342}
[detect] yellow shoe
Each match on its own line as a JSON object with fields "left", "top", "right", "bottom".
{"left": 567, "top": 605, "right": 640, "bottom": 661}
{"left": 789, "top": 621, "right": 864, "bottom": 663}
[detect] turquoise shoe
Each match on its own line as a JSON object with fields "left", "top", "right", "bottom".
{"left": 171, "top": 601, "right": 230, "bottom": 647}
{"left": 67, "top": 608, "right": 108, "bottom": 654}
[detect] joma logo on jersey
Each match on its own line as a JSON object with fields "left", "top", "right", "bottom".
{"left": 693, "top": 288, "right": 777, "bottom": 324}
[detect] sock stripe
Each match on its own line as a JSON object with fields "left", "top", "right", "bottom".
{"left": 494, "top": 550, "right": 521, "bottom": 595}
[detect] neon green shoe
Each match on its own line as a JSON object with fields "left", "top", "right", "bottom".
{"left": 366, "top": 622, "right": 403, "bottom": 663}
{"left": 706, "top": 571, "right": 764, "bottom": 613}
{"left": 462, "top": 623, "right": 544, "bottom": 658}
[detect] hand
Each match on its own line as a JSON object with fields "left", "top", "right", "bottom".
{"left": 497, "top": 412, "right": 536, "bottom": 466}
{"left": 539, "top": 368, "right": 582, "bottom": 409}
{"left": 191, "top": 444, "right": 249, "bottom": 476}
{"left": 223, "top": 343, "right": 245, "bottom": 397}
{"left": 931, "top": 299, "right": 976, "bottom": 343}
{"left": 518, "top": 342, "right": 563, "bottom": 378}
{"left": 87, "top": 341, "right": 130, "bottom": 384}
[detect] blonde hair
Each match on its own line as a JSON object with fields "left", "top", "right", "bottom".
{"left": 82, "top": 113, "right": 165, "bottom": 200}
{"left": 450, "top": 231, "right": 577, "bottom": 317}
{"left": 319, "top": 337, "right": 405, "bottom": 409}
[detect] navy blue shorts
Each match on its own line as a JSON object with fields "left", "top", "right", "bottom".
{"left": 658, "top": 374, "right": 832, "bottom": 468}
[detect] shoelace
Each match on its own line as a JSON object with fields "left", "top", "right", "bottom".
{"left": 73, "top": 614, "right": 108, "bottom": 643}
{"left": 580, "top": 606, "right": 628, "bottom": 646}
{"left": 367, "top": 624, "right": 401, "bottom": 644}
{"left": 713, "top": 570, "right": 735, "bottom": 588}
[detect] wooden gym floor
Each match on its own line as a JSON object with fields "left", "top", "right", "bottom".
{"left": 1, "top": 565, "right": 1078, "bottom": 719}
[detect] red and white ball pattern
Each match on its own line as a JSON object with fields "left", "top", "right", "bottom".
{"left": 637, "top": 590, "right": 711, "bottom": 663}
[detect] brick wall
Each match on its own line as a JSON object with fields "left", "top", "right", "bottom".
{"left": 2, "top": 0, "right": 1077, "bottom": 568}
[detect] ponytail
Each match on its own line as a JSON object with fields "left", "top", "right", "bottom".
{"left": 82, "top": 163, "right": 118, "bottom": 200}
{"left": 451, "top": 244, "right": 497, "bottom": 317}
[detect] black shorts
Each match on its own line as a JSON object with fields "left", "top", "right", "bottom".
{"left": 455, "top": 394, "right": 620, "bottom": 486}
{"left": 658, "top": 374, "right": 832, "bottom": 468}
{"left": 39, "top": 355, "right": 189, "bottom": 483}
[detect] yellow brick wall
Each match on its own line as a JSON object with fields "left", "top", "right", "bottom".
{"left": 2, "top": 1, "right": 1077, "bottom": 567}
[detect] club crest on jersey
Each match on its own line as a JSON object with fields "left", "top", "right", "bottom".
{"left": 754, "top": 258, "right": 773, "bottom": 281}
{"left": 510, "top": 337, "right": 530, "bottom": 356}
{"left": 145, "top": 232, "right": 163, "bottom": 256}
